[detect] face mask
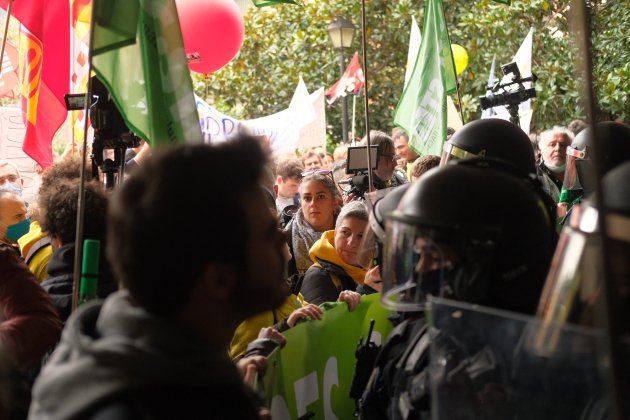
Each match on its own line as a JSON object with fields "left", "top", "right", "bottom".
{"left": 545, "top": 162, "right": 566, "bottom": 173}
{"left": 5, "top": 218, "right": 30, "bottom": 241}
{"left": 0, "top": 181, "right": 22, "bottom": 196}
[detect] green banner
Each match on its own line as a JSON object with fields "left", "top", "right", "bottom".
{"left": 91, "top": 0, "right": 203, "bottom": 148}
{"left": 394, "top": 0, "right": 457, "bottom": 157}
{"left": 252, "top": 0, "right": 297, "bottom": 7}
{"left": 260, "top": 294, "right": 392, "bottom": 419}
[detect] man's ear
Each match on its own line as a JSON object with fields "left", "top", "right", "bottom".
{"left": 199, "top": 262, "right": 238, "bottom": 301}
{"left": 276, "top": 175, "right": 284, "bottom": 186}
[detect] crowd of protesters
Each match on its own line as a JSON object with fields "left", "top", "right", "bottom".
{"left": 0, "top": 114, "right": 628, "bottom": 419}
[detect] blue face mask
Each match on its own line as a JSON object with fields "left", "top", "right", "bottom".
{"left": 6, "top": 218, "right": 30, "bottom": 241}
{"left": 0, "top": 181, "right": 22, "bottom": 196}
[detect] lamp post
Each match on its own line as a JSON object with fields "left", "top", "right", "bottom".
{"left": 327, "top": 17, "right": 356, "bottom": 144}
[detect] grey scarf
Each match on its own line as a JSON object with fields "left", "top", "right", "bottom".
{"left": 290, "top": 209, "right": 324, "bottom": 274}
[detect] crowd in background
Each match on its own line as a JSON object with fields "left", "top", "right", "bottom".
{"left": 0, "top": 114, "right": 629, "bottom": 419}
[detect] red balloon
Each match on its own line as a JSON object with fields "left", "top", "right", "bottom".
{"left": 175, "top": 0, "right": 244, "bottom": 74}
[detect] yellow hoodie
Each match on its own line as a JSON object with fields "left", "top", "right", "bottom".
{"left": 229, "top": 293, "right": 307, "bottom": 360}
{"left": 309, "top": 230, "right": 366, "bottom": 286}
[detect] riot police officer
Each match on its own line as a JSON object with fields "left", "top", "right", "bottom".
{"left": 360, "top": 160, "right": 554, "bottom": 419}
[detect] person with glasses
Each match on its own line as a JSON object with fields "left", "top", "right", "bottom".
{"left": 284, "top": 170, "right": 341, "bottom": 281}
{"left": 360, "top": 130, "right": 407, "bottom": 190}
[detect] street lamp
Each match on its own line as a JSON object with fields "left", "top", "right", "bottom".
{"left": 328, "top": 17, "right": 356, "bottom": 144}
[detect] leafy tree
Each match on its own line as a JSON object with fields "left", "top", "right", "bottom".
{"left": 193, "top": 1, "right": 628, "bottom": 146}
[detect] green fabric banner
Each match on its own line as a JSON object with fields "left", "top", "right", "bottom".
{"left": 261, "top": 294, "right": 392, "bottom": 419}
{"left": 252, "top": 0, "right": 297, "bottom": 7}
{"left": 393, "top": 0, "right": 457, "bottom": 157}
{"left": 91, "top": 0, "right": 203, "bottom": 148}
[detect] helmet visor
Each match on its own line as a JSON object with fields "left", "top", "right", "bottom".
{"left": 357, "top": 187, "right": 399, "bottom": 269}
{"left": 536, "top": 207, "right": 630, "bottom": 342}
{"left": 356, "top": 221, "right": 378, "bottom": 269}
{"left": 562, "top": 146, "right": 587, "bottom": 191}
{"left": 381, "top": 219, "right": 455, "bottom": 311}
{"left": 440, "top": 142, "right": 483, "bottom": 166}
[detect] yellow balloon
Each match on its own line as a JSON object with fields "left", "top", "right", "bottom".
{"left": 451, "top": 44, "right": 469, "bottom": 76}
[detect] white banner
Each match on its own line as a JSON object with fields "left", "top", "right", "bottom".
{"left": 197, "top": 78, "right": 326, "bottom": 151}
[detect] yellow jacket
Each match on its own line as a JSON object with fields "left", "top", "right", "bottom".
{"left": 309, "top": 230, "right": 366, "bottom": 286}
{"left": 18, "top": 221, "right": 52, "bottom": 282}
{"left": 229, "top": 293, "right": 307, "bottom": 360}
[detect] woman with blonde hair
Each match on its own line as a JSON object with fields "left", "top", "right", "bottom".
{"left": 284, "top": 170, "right": 341, "bottom": 280}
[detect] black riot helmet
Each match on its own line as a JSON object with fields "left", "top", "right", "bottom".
{"left": 381, "top": 162, "right": 553, "bottom": 314}
{"left": 357, "top": 183, "right": 413, "bottom": 269}
{"left": 537, "top": 161, "right": 630, "bottom": 335}
{"left": 563, "top": 121, "right": 630, "bottom": 195}
{"left": 441, "top": 119, "right": 536, "bottom": 174}
{"left": 602, "top": 160, "right": 630, "bottom": 217}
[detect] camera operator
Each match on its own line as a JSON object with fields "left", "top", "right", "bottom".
{"left": 360, "top": 130, "right": 407, "bottom": 190}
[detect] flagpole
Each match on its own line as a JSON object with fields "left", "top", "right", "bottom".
{"left": 440, "top": 0, "right": 465, "bottom": 127}
{"left": 351, "top": 94, "right": 356, "bottom": 143}
{"left": 571, "top": 1, "right": 623, "bottom": 418}
{"left": 455, "top": 85, "right": 466, "bottom": 125}
{"left": 360, "top": 0, "right": 373, "bottom": 192}
{"left": 0, "top": 0, "right": 13, "bottom": 74}
{"left": 72, "top": 3, "right": 97, "bottom": 311}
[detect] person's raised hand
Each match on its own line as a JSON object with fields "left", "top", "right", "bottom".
{"left": 338, "top": 290, "right": 361, "bottom": 311}
{"left": 237, "top": 355, "right": 267, "bottom": 384}
{"left": 257, "top": 327, "right": 287, "bottom": 348}
{"left": 287, "top": 304, "right": 323, "bottom": 327}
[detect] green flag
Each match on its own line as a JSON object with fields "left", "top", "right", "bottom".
{"left": 91, "top": 0, "right": 203, "bottom": 147}
{"left": 252, "top": 0, "right": 297, "bottom": 7}
{"left": 394, "top": 0, "right": 457, "bottom": 156}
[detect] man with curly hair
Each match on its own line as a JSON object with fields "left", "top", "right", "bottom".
{"left": 39, "top": 179, "right": 117, "bottom": 321}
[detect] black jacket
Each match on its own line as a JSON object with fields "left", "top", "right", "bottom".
{"left": 300, "top": 261, "right": 357, "bottom": 306}
{"left": 41, "top": 243, "right": 118, "bottom": 322}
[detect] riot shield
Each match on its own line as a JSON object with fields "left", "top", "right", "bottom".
{"left": 428, "top": 298, "right": 609, "bottom": 420}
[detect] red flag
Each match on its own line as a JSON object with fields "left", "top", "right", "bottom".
{"left": 0, "top": 0, "right": 70, "bottom": 168}
{"left": 325, "top": 52, "right": 364, "bottom": 104}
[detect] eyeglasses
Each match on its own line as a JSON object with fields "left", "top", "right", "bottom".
{"left": 301, "top": 169, "right": 335, "bottom": 185}
{"left": 301, "top": 169, "right": 333, "bottom": 178}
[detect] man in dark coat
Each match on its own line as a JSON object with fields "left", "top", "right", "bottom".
{"left": 29, "top": 136, "right": 289, "bottom": 420}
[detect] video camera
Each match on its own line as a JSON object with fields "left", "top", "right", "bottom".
{"left": 338, "top": 145, "right": 379, "bottom": 200}
{"left": 64, "top": 76, "right": 140, "bottom": 189}
{"left": 479, "top": 61, "right": 537, "bottom": 126}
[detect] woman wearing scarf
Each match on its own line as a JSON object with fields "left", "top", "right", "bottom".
{"left": 284, "top": 171, "right": 341, "bottom": 280}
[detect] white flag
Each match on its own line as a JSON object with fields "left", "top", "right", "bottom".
{"left": 404, "top": 16, "right": 422, "bottom": 89}
{"left": 493, "top": 27, "right": 534, "bottom": 135}
{"left": 481, "top": 54, "right": 497, "bottom": 119}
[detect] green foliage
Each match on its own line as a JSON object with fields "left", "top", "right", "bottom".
{"left": 197, "top": 0, "right": 629, "bottom": 149}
